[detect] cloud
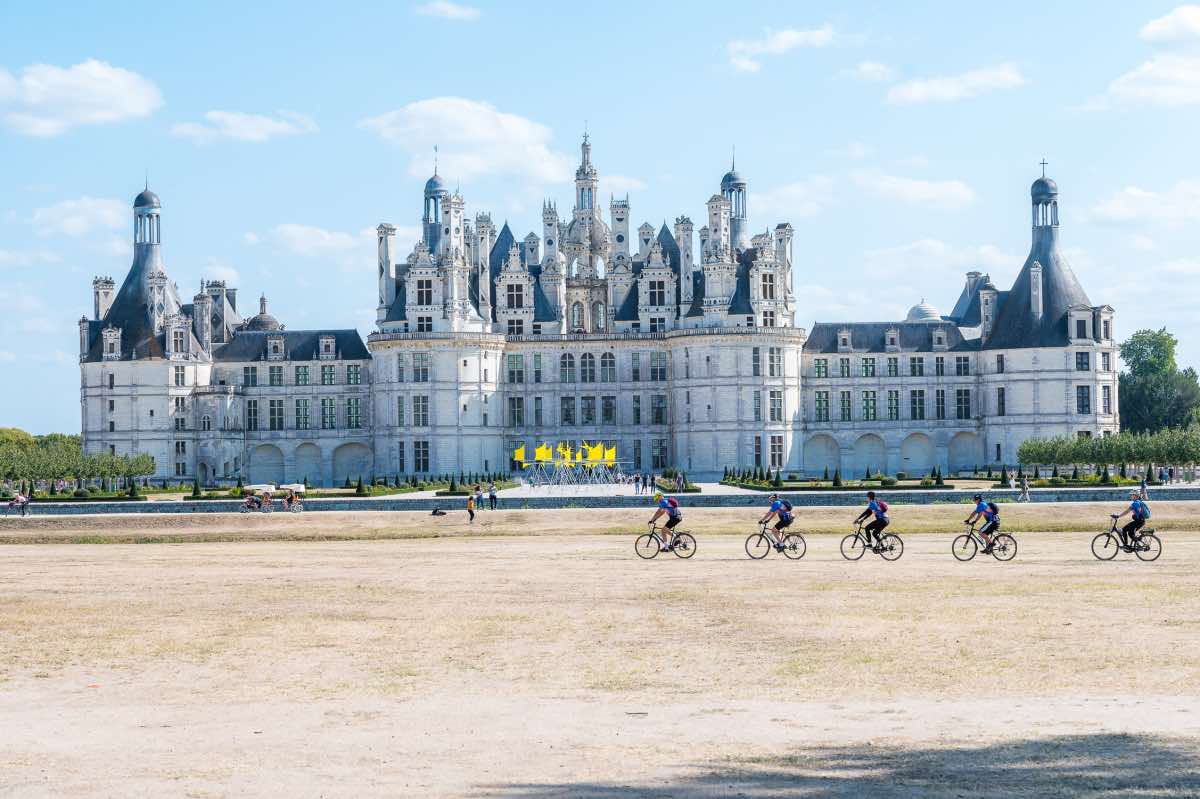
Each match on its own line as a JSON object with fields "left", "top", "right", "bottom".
{"left": 1108, "top": 54, "right": 1200, "bottom": 105}
{"left": 862, "top": 239, "right": 1016, "bottom": 278}
{"left": 359, "top": 97, "right": 573, "bottom": 184}
{"left": 727, "top": 25, "right": 833, "bottom": 73}
{"left": 31, "top": 196, "right": 126, "bottom": 236}
{"left": 886, "top": 63, "right": 1026, "bottom": 104}
{"left": 1141, "top": 5, "right": 1200, "bottom": 43}
{"left": 172, "top": 110, "right": 318, "bottom": 143}
{"left": 602, "top": 175, "right": 646, "bottom": 195}
{"left": 414, "top": 1, "right": 480, "bottom": 21}
{"left": 826, "top": 141, "right": 873, "bottom": 159}
{"left": 850, "top": 169, "right": 976, "bottom": 209}
{"left": 0, "top": 249, "right": 59, "bottom": 268}
{"left": 260, "top": 223, "right": 417, "bottom": 273}
{"left": 0, "top": 59, "right": 162, "bottom": 137}
{"left": 1089, "top": 180, "right": 1200, "bottom": 224}
{"left": 756, "top": 176, "right": 836, "bottom": 219}
{"left": 1162, "top": 257, "right": 1200, "bottom": 274}
{"left": 842, "top": 61, "right": 895, "bottom": 82}
{"left": 201, "top": 258, "right": 240, "bottom": 285}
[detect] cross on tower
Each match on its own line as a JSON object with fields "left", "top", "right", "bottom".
{"left": 1040, "top": 159, "right": 1048, "bottom": 177}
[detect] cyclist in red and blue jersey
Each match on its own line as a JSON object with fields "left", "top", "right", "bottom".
{"left": 1112, "top": 490, "right": 1151, "bottom": 549}
{"left": 649, "top": 492, "right": 683, "bottom": 552}
{"left": 853, "top": 491, "right": 890, "bottom": 551}
{"left": 965, "top": 493, "right": 1000, "bottom": 553}
{"left": 759, "top": 493, "right": 795, "bottom": 550}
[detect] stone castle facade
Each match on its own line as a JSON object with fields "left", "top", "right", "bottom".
{"left": 79, "top": 140, "right": 1119, "bottom": 484}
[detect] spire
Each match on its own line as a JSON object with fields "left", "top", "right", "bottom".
{"left": 731, "top": 145, "right": 735, "bottom": 171}
{"left": 259, "top": 294, "right": 268, "bottom": 315}
{"left": 434, "top": 144, "right": 439, "bottom": 176}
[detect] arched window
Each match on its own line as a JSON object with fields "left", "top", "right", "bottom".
{"left": 580, "top": 353, "right": 596, "bottom": 382}
{"left": 570, "top": 302, "right": 584, "bottom": 331}
{"left": 201, "top": 415, "right": 212, "bottom": 432}
{"left": 559, "top": 353, "right": 576, "bottom": 382}
{"left": 600, "top": 352, "right": 616, "bottom": 382}
{"left": 592, "top": 301, "right": 606, "bottom": 331}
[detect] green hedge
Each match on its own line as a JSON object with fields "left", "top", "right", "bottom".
{"left": 722, "top": 480, "right": 956, "bottom": 492}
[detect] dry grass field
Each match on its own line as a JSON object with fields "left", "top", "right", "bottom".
{"left": 1, "top": 504, "right": 1198, "bottom": 797}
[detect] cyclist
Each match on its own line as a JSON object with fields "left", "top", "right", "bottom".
{"left": 853, "top": 491, "right": 889, "bottom": 551}
{"left": 1112, "top": 490, "right": 1150, "bottom": 549}
{"left": 965, "top": 494, "right": 1000, "bottom": 553}
{"left": 758, "top": 493, "right": 795, "bottom": 550}
{"left": 649, "top": 492, "right": 683, "bottom": 552}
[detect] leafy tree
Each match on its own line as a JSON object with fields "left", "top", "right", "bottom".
{"left": 1120, "top": 328, "right": 1200, "bottom": 433}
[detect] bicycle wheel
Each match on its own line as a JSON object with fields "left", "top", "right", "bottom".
{"left": 781, "top": 533, "right": 807, "bottom": 560}
{"left": 951, "top": 534, "right": 977, "bottom": 561}
{"left": 672, "top": 532, "right": 697, "bottom": 559}
{"left": 745, "top": 533, "right": 771, "bottom": 559}
{"left": 991, "top": 534, "right": 1017, "bottom": 562}
{"left": 840, "top": 533, "right": 866, "bottom": 561}
{"left": 1091, "top": 532, "right": 1119, "bottom": 561}
{"left": 1135, "top": 534, "right": 1162, "bottom": 562}
{"left": 635, "top": 534, "right": 660, "bottom": 559}
{"left": 879, "top": 534, "right": 904, "bottom": 561}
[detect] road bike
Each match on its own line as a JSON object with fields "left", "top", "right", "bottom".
{"left": 745, "top": 522, "right": 806, "bottom": 560}
{"left": 635, "top": 524, "right": 697, "bottom": 560}
{"left": 952, "top": 523, "right": 1017, "bottom": 562}
{"left": 840, "top": 523, "right": 904, "bottom": 561}
{"left": 1092, "top": 517, "right": 1161, "bottom": 562}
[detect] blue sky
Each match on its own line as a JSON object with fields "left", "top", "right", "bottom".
{"left": 3, "top": 1, "right": 1200, "bottom": 433}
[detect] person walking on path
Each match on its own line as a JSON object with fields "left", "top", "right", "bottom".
{"left": 634, "top": 473, "right": 642, "bottom": 494}
{"left": 1140, "top": 475, "right": 1148, "bottom": 501}
{"left": 487, "top": 482, "right": 497, "bottom": 511}
{"left": 675, "top": 472, "right": 685, "bottom": 492}
{"left": 1009, "top": 474, "right": 1016, "bottom": 491}
{"left": 1019, "top": 475, "right": 1030, "bottom": 502}
{"left": 466, "top": 492, "right": 475, "bottom": 523}
{"left": 473, "top": 484, "right": 483, "bottom": 511}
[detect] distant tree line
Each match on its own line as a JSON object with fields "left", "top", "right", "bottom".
{"left": 0, "top": 428, "right": 154, "bottom": 495}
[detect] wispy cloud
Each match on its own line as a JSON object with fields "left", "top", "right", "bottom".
{"left": 842, "top": 61, "right": 895, "bottom": 82}
{"left": 201, "top": 258, "right": 240, "bottom": 285}
{"left": 602, "top": 175, "right": 646, "bottom": 195}
{"left": 886, "top": 63, "right": 1025, "bottom": 104}
{"left": 756, "top": 176, "right": 837, "bottom": 219}
{"left": 826, "top": 141, "right": 873, "bottom": 160}
{"left": 727, "top": 25, "right": 833, "bottom": 73}
{"left": 851, "top": 169, "right": 976, "bottom": 209}
{"left": 1089, "top": 180, "right": 1200, "bottom": 224}
{"left": 414, "top": 1, "right": 481, "bottom": 21}
{"left": 1108, "top": 54, "right": 1200, "bottom": 105}
{"left": 1141, "top": 5, "right": 1200, "bottom": 43}
{"left": 0, "top": 249, "right": 59, "bottom": 268}
{"left": 172, "top": 110, "right": 318, "bottom": 143}
{"left": 31, "top": 197, "right": 126, "bottom": 236}
{"left": 0, "top": 59, "right": 162, "bottom": 137}
{"left": 863, "top": 238, "right": 1016, "bottom": 279}
{"left": 259, "top": 223, "right": 419, "bottom": 273}
{"left": 359, "top": 97, "right": 573, "bottom": 185}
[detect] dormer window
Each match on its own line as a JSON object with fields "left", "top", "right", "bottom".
{"left": 319, "top": 336, "right": 336, "bottom": 360}
{"left": 267, "top": 336, "right": 285, "bottom": 360}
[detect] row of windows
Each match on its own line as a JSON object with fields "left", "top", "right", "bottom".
{"left": 813, "top": 355, "right": 971, "bottom": 379}
{"left": 396, "top": 393, "right": 673, "bottom": 428}
{"left": 752, "top": 434, "right": 787, "bottom": 469}
{"left": 244, "top": 397, "right": 364, "bottom": 431}
{"left": 241, "top": 364, "right": 363, "bottom": 388}
{"left": 812, "top": 389, "right": 972, "bottom": 422}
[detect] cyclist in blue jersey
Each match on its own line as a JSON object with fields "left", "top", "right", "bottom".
{"left": 965, "top": 493, "right": 1000, "bottom": 553}
{"left": 1112, "top": 490, "right": 1151, "bottom": 549}
{"left": 853, "top": 490, "right": 890, "bottom": 551}
{"left": 759, "top": 493, "right": 795, "bottom": 550}
{"left": 649, "top": 492, "right": 683, "bottom": 552}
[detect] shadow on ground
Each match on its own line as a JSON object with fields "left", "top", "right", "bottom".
{"left": 476, "top": 733, "right": 1200, "bottom": 798}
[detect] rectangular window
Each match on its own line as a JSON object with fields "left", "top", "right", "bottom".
{"left": 632, "top": 395, "right": 642, "bottom": 425}
{"left": 413, "top": 395, "right": 429, "bottom": 426}
{"left": 295, "top": 365, "right": 309, "bottom": 386}
{"left": 581, "top": 396, "right": 596, "bottom": 424}
{"left": 175, "top": 441, "right": 187, "bottom": 456}
{"left": 761, "top": 310, "right": 776, "bottom": 328}
{"left": 269, "top": 399, "right": 284, "bottom": 430}
{"left": 412, "top": 353, "right": 431, "bottom": 382}
{"left": 754, "top": 436, "right": 762, "bottom": 468}
{"left": 534, "top": 396, "right": 543, "bottom": 426}
{"left": 910, "top": 357, "right": 924, "bottom": 377}
{"left": 397, "top": 442, "right": 405, "bottom": 473}
{"left": 560, "top": 396, "right": 576, "bottom": 425}
{"left": 650, "top": 352, "right": 667, "bottom": 381}
{"left": 413, "top": 440, "right": 430, "bottom": 473}
{"left": 1103, "top": 320, "right": 1111, "bottom": 340}
{"left": 395, "top": 355, "right": 405, "bottom": 383}
{"left": 651, "top": 394, "right": 668, "bottom": 425}
{"left": 533, "top": 353, "right": 543, "bottom": 383}
{"left": 108, "top": 374, "right": 115, "bottom": 389}
{"left": 753, "top": 391, "right": 762, "bottom": 422}
{"left": 416, "top": 279, "right": 433, "bottom": 306}
{"left": 862, "top": 390, "right": 877, "bottom": 421}
{"left": 1102, "top": 384, "right": 1112, "bottom": 414}
{"left": 936, "top": 389, "right": 946, "bottom": 420}
{"left": 417, "top": 316, "right": 433, "bottom": 333}
{"left": 108, "top": 399, "right": 115, "bottom": 412}
{"left": 506, "top": 318, "right": 524, "bottom": 336}
{"left": 956, "top": 388, "right": 972, "bottom": 420}
{"left": 886, "top": 357, "right": 899, "bottom": 377}
{"left": 173, "top": 365, "right": 185, "bottom": 386}
{"left": 1076, "top": 319, "right": 1087, "bottom": 339}
{"left": 246, "top": 399, "right": 259, "bottom": 430}
{"left": 815, "top": 391, "right": 830, "bottom": 422}
{"left": 507, "top": 354, "right": 524, "bottom": 384}
{"left": 887, "top": 390, "right": 900, "bottom": 421}
{"left": 347, "top": 364, "right": 361, "bottom": 385}
{"left": 995, "top": 354, "right": 1005, "bottom": 374}
{"left": 1101, "top": 352, "right": 1111, "bottom": 372}
{"left": 267, "top": 365, "right": 282, "bottom": 387}
{"left": 997, "top": 387, "right": 1006, "bottom": 417}
{"left": 1077, "top": 385, "right": 1091, "bottom": 415}
{"left": 935, "top": 356, "right": 945, "bottom": 377}
{"left": 346, "top": 397, "right": 362, "bottom": 429}
{"left": 296, "top": 399, "right": 310, "bottom": 430}
{"left": 768, "top": 347, "right": 782, "bottom": 377}
{"left": 910, "top": 389, "right": 925, "bottom": 420}
{"left": 508, "top": 396, "right": 524, "bottom": 426}
{"left": 174, "top": 416, "right": 186, "bottom": 431}
{"left": 649, "top": 316, "right": 666, "bottom": 333}
{"left": 955, "top": 356, "right": 971, "bottom": 376}
{"left": 752, "top": 347, "right": 761, "bottom": 376}
{"left": 172, "top": 330, "right": 185, "bottom": 352}
{"left": 651, "top": 439, "right": 669, "bottom": 469}
{"left": 761, "top": 273, "right": 775, "bottom": 300}
{"left": 814, "top": 358, "right": 828, "bottom": 378}
{"left": 602, "top": 395, "right": 616, "bottom": 424}
{"left": 839, "top": 390, "right": 852, "bottom": 421}
{"left": 1076, "top": 352, "right": 1090, "bottom": 371}
{"left": 769, "top": 435, "right": 784, "bottom": 469}
{"left": 861, "top": 357, "right": 876, "bottom": 377}
{"left": 175, "top": 462, "right": 186, "bottom": 477}
{"left": 648, "top": 280, "right": 666, "bottom": 306}
{"left": 600, "top": 354, "right": 616, "bottom": 382}
{"left": 506, "top": 283, "right": 524, "bottom": 309}
{"left": 321, "top": 365, "right": 335, "bottom": 385}
{"left": 243, "top": 366, "right": 257, "bottom": 387}
{"left": 631, "top": 353, "right": 641, "bottom": 382}
{"left": 320, "top": 398, "right": 336, "bottom": 429}
{"left": 839, "top": 358, "right": 851, "bottom": 378}
{"left": 769, "top": 389, "right": 783, "bottom": 422}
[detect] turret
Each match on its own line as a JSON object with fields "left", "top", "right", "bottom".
{"left": 705, "top": 194, "right": 731, "bottom": 258}
{"left": 720, "top": 157, "right": 749, "bottom": 252}
{"left": 610, "top": 196, "right": 630, "bottom": 257}
{"left": 377, "top": 223, "right": 398, "bottom": 323}
{"left": 637, "top": 222, "right": 654, "bottom": 258}
{"left": 192, "top": 289, "right": 213, "bottom": 353}
{"left": 575, "top": 132, "right": 598, "bottom": 212}
{"left": 674, "top": 216, "right": 694, "bottom": 303}
{"left": 523, "top": 232, "right": 540, "bottom": 267}
{"left": 423, "top": 168, "right": 448, "bottom": 254}
{"left": 92, "top": 276, "right": 115, "bottom": 320}
{"left": 542, "top": 201, "right": 559, "bottom": 263}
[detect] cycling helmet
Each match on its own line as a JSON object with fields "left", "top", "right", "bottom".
{"left": 653, "top": 492, "right": 663, "bottom": 501}
{"left": 768, "top": 493, "right": 778, "bottom": 500}
{"left": 1130, "top": 490, "right": 1140, "bottom": 498}
{"left": 866, "top": 490, "right": 876, "bottom": 499}
{"left": 973, "top": 494, "right": 982, "bottom": 502}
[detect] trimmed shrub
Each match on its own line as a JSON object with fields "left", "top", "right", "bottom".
{"left": 822, "top": 465, "right": 830, "bottom": 481}
{"left": 832, "top": 467, "right": 843, "bottom": 488}
{"left": 355, "top": 476, "right": 366, "bottom": 496}
{"left": 896, "top": 472, "right": 908, "bottom": 480}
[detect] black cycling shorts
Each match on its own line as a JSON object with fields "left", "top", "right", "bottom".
{"left": 980, "top": 519, "right": 1000, "bottom": 536}
{"left": 774, "top": 516, "right": 793, "bottom": 531}
{"left": 664, "top": 516, "right": 682, "bottom": 530}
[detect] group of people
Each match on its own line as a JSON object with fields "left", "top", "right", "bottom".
{"left": 465, "top": 482, "right": 499, "bottom": 522}
{"left": 241, "top": 488, "right": 302, "bottom": 512}
{"left": 632, "top": 472, "right": 659, "bottom": 495}
{"left": 5, "top": 491, "right": 31, "bottom": 517}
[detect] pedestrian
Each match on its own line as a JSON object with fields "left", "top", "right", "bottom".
{"left": 1009, "top": 475, "right": 1016, "bottom": 491}
{"left": 1140, "top": 474, "right": 1148, "bottom": 501}
{"left": 466, "top": 492, "right": 475, "bottom": 523}
{"left": 634, "top": 473, "right": 641, "bottom": 494}
{"left": 675, "top": 472, "right": 684, "bottom": 492}
{"left": 487, "top": 481, "right": 497, "bottom": 511}
{"left": 473, "top": 484, "right": 483, "bottom": 511}
{"left": 1019, "top": 475, "right": 1030, "bottom": 502}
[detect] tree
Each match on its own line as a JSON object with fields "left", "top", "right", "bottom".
{"left": 772, "top": 469, "right": 783, "bottom": 488}
{"left": 1119, "top": 328, "right": 1200, "bottom": 433}
{"left": 832, "top": 467, "right": 842, "bottom": 488}
{"left": 822, "top": 465, "right": 829, "bottom": 481}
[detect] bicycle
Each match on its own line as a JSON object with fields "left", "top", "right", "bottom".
{"left": 745, "top": 522, "right": 806, "bottom": 560}
{"left": 1092, "top": 517, "right": 1162, "bottom": 562}
{"left": 952, "top": 523, "right": 1017, "bottom": 562}
{"left": 840, "top": 523, "right": 904, "bottom": 561}
{"left": 635, "top": 524, "right": 697, "bottom": 559}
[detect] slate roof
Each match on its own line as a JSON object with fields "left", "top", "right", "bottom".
{"left": 83, "top": 243, "right": 176, "bottom": 362}
{"left": 213, "top": 330, "right": 371, "bottom": 362}
{"left": 685, "top": 271, "right": 705, "bottom": 317}
{"left": 384, "top": 281, "right": 407, "bottom": 322}
{"left": 614, "top": 281, "right": 640, "bottom": 322}
{"left": 532, "top": 278, "right": 557, "bottom": 322}
{"left": 986, "top": 229, "right": 1091, "bottom": 349}
{"left": 727, "top": 248, "right": 756, "bottom": 316}
{"left": 804, "top": 321, "right": 979, "bottom": 354}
